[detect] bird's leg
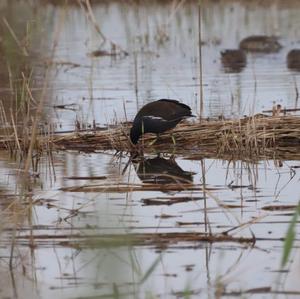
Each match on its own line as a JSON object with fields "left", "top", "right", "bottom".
{"left": 171, "top": 134, "right": 176, "bottom": 146}
{"left": 169, "top": 154, "right": 176, "bottom": 163}
{"left": 148, "top": 138, "right": 157, "bottom": 146}
{"left": 148, "top": 134, "right": 159, "bottom": 146}
{"left": 171, "top": 145, "right": 176, "bottom": 155}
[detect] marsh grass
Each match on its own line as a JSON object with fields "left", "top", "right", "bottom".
{"left": 5, "top": 114, "right": 298, "bottom": 162}
{"left": 0, "top": 5, "right": 68, "bottom": 285}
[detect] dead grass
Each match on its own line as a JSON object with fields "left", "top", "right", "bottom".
{"left": 1, "top": 114, "right": 300, "bottom": 161}
{"left": 13, "top": 231, "right": 255, "bottom": 248}
{"left": 60, "top": 182, "right": 220, "bottom": 193}
{"left": 18, "top": 114, "right": 300, "bottom": 159}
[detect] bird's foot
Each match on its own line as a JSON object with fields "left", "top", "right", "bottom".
{"left": 169, "top": 154, "right": 176, "bottom": 163}
{"left": 149, "top": 134, "right": 160, "bottom": 146}
{"left": 148, "top": 138, "right": 157, "bottom": 146}
{"left": 171, "top": 134, "right": 176, "bottom": 146}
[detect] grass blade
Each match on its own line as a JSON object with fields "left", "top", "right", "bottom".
{"left": 281, "top": 202, "right": 300, "bottom": 267}
{"left": 139, "top": 255, "right": 161, "bottom": 285}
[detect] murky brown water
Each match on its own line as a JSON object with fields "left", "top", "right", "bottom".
{"left": 0, "top": 0, "right": 300, "bottom": 298}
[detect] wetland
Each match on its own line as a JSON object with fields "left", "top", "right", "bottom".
{"left": 0, "top": 0, "right": 300, "bottom": 298}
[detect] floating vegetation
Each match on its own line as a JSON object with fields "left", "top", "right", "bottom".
{"left": 13, "top": 231, "right": 255, "bottom": 249}
{"left": 2, "top": 114, "right": 300, "bottom": 162}
{"left": 60, "top": 182, "right": 219, "bottom": 193}
{"left": 5, "top": 114, "right": 297, "bottom": 161}
{"left": 221, "top": 287, "right": 300, "bottom": 297}
{"left": 262, "top": 204, "right": 299, "bottom": 211}
{"left": 88, "top": 48, "right": 128, "bottom": 58}
{"left": 142, "top": 196, "right": 204, "bottom": 206}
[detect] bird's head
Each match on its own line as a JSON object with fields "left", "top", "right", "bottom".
{"left": 130, "top": 124, "right": 141, "bottom": 145}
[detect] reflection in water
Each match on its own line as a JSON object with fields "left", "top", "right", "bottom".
{"left": 133, "top": 156, "right": 194, "bottom": 184}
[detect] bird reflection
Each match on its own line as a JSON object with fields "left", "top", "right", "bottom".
{"left": 133, "top": 155, "right": 194, "bottom": 185}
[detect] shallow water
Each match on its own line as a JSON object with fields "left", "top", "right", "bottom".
{"left": 0, "top": 0, "right": 300, "bottom": 298}
{"left": 42, "top": 0, "right": 300, "bottom": 130}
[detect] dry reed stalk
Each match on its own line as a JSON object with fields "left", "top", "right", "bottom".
{"left": 23, "top": 6, "right": 67, "bottom": 174}
{"left": 79, "top": 0, "right": 128, "bottom": 55}
{"left": 293, "top": 76, "right": 299, "bottom": 105}
{"left": 60, "top": 182, "right": 203, "bottom": 193}
{"left": 21, "top": 72, "right": 37, "bottom": 106}
{"left": 10, "top": 109, "right": 22, "bottom": 153}
{"left": 198, "top": 2, "right": 204, "bottom": 119}
{"left": 134, "top": 52, "right": 139, "bottom": 107}
{"left": 0, "top": 101, "right": 13, "bottom": 152}
{"left": 13, "top": 231, "right": 255, "bottom": 247}
{"left": 201, "top": 159, "right": 209, "bottom": 233}
{"left": 3, "top": 17, "right": 29, "bottom": 56}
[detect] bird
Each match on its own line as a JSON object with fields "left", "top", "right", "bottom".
{"left": 287, "top": 49, "right": 300, "bottom": 71}
{"left": 221, "top": 49, "right": 246, "bottom": 73}
{"left": 129, "top": 99, "right": 194, "bottom": 145}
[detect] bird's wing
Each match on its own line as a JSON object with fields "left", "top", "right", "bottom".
{"left": 141, "top": 115, "right": 169, "bottom": 123}
{"left": 135, "top": 99, "right": 192, "bottom": 122}
{"left": 158, "top": 99, "right": 192, "bottom": 112}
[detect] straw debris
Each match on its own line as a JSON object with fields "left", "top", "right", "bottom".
{"left": 52, "top": 114, "right": 300, "bottom": 160}
{"left": 1, "top": 114, "right": 300, "bottom": 160}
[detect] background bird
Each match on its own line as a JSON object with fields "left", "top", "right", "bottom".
{"left": 130, "top": 99, "right": 194, "bottom": 145}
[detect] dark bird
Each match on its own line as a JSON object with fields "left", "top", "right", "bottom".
{"left": 239, "top": 35, "right": 282, "bottom": 53}
{"left": 221, "top": 49, "right": 246, "bottom": 73}
{"left": 130, "top": 99, "right": 194, "bottom": 145}
{"left": 287, "top": 49, "right": 300, "bottom": 71}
